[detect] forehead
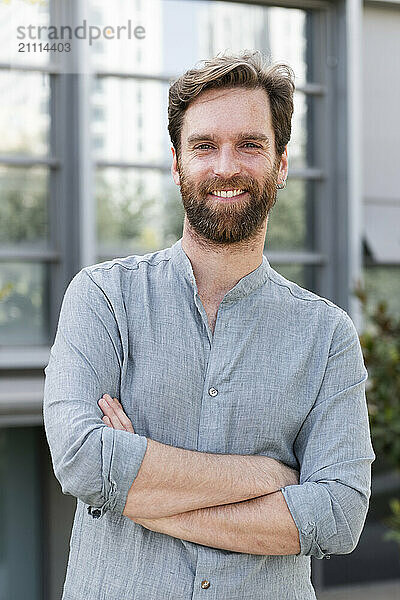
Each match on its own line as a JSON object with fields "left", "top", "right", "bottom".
{"left": 181, "top": 86, "right": 273, "bottom": 141}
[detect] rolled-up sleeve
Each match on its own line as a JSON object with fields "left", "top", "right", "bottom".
{"left": 43, "top": 268, "right": 148, "bottom": 519}
{"left": 280, "top": 310, "right": 376, "bottom": 559}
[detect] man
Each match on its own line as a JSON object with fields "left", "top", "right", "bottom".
{"left": 43, "top": 51, "right": 375, "bottom": 599}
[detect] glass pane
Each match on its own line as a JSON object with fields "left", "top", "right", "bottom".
{"left": 290, "top": 91, "right": 310, "bottom": 169}
{"left": 93, "top": 81, "right": 311, "bottom": 168}
{"left": 0, "top": 262, "right": 49, "bottom": 346}
{"left": 363, "top": 266, "right": 400, "bottom": 318}
{"left": 92, "top": 78, "right": 169, "bottom": 163}
{"left": 96, "top": 168, "right": 183, "bottom": 256}
{"left": 0, "top": 71, "right": 50, "bottom": 156}
{"left": 88, "top": 1, "right": 156, "bottom": 75}
{"left": 96, "top": 169, "right": 316, "bottom": 257}
{"left": 0, "top": 428, "right": 42, "bottom": 599}
{"left": 89, "top": 1, "right": 309, "bottom": 85}
{"left": 0, "top": 0, "right": 50, "bottom": 67}
{"left": 269, "top": 263, "right": 305, "bottom": 288}
{"left": 265, "top": 179, "right": 311, "bottom": 252}
{"left": 0, "top": 166, "right": 49, "bottom": 244}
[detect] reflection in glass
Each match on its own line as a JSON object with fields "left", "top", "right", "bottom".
{"left": 0, "top": 262, "right": 49, "bottom": 346}
{"left": 89, "top": 0, "right": 161, "bottom": 74}
{"left": 96, "top": 170, "right": 316, "bottom": 257}
{"left": 0, "top": 166, "right": 48, "bottom": 244}
{"left": 89, "top": 0, "right": 308, "bottom": 84}
{"left": 96, "top": 168, "right": 183, "bottom": 256}
{"left": 92, "top": 78, "right": 169, "bottom": 163}
{"left": 0, "top": 0, "right": 50, "bottom": 67}
{"left": 92, "top": 82, "right": 310, "bottom": 169}
{"left": 265, "top": 179, "right": 310, "bottom": 252}
{"left": 0, "top": 72, "right": 50, "bottom": 156}
{"left": 290, "top": 92, "right": 309, "bottom": 169}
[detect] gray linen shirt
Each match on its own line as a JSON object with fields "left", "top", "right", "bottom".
{"left": 43, "top": 238, "right": 375, "bottom": 600}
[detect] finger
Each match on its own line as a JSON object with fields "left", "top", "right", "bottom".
{"left": 109, "top": 396, "right": 135, "bottom": 433}
{"left": 99, "top": 395, "right": 135, "bottom": 433}
{"left": 98, "top": 397, "right": 126, "bottom": 431}
{"left": 104, "top": 405, "right": 126, "bottom": 430}
{"left": 102, "top": 415, "right": 112, "bottom": 427}
{"left": 103, "top": 395, "right": 135, "bottom": 433}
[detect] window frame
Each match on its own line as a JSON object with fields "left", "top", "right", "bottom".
{"left": 0, "top": 0, "right": 358, "bottom": 370}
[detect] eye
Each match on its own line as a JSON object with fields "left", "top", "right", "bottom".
{"left": 194, "top": 144, "right": 213, "bottom": 150}
{"left": 242, "top": 142, "right": 260, "bottom": 148}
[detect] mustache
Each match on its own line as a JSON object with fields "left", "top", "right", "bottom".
{"left": 197, "top": 177, "right": 263, "bottom": 195}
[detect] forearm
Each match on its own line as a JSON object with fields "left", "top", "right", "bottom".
{"left": 133, "top": 490, "right": 300, "bottom": 556}
{"left": 123, "top": 438, "right": 298, "bottom": 519}
{"left": 98, "top": 395, "right": 298, "bottom": 521}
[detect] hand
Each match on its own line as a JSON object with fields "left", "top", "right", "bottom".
{"left": 98, "top": 394, "right": 135, "bottom": 434}
{"left": 98, "top": 396, "right": 155, "bottom": 528}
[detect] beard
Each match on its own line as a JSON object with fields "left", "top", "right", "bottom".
{"left": 178, "top": 160, "right": 280, "bottom": 245}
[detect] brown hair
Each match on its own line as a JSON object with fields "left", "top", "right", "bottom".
{"left": 168, "top": 50, "right": 295, "bottom": 162}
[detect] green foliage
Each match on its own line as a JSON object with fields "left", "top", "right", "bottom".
{"left": 266, "top": 179, "right": 307, "bottom": 251}
{"left": 0, "top": 283, "right": 14, "bottom": 301}
{"left": 0, "top": 167, "right": 47, "bottom": 243}
{"left": 0, "top": 264, "right": 45, "bottom": 345}
{"left": 163, "top": 186, "right": 184, "bottom": 246}
{"left": 355, "top": 285, "right": 400, "bottom": 552}
{"left": 384, "top": 499, "right": 400, "bottom": 546}
{"left": 96, "top": 171, "right": 155, "bottom": 249}
{"left": 355, "top": 287, "right": 400, "bottom": 469}
{"left": 96, "top": 171, "right": 184, "bottom": 253}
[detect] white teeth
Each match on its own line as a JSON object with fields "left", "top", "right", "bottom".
{"left": 211, "top": 189, "right": 244, "bottom": 198}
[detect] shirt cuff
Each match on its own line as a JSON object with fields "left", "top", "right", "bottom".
{"left": 280, "top": 482, "right": 337, "bottom": 559}
{"left": 87, "top": 428, "right": 148, "bottom": 519}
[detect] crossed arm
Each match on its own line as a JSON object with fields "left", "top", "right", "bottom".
{"left": 99, "top": 394, "right": 301, "bottom": 556}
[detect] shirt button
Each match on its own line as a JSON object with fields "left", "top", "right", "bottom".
{"left": 208, "top": 387, "right": 218, "bottom": 397}
{"left": 201, "top": 580, "right": 210, "bottom": 589}
{"left": 91, "top": 509, "right": 101, "bottom": 519}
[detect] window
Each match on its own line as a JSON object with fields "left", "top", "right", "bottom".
{"left": 0, "top": 0, "right": 343, "bottom": 367}
{"left": 90, "top": 0, "right": 329, "bottom": 299}
{"left": 0, "top": 2, "right": 54, "bottom": 354}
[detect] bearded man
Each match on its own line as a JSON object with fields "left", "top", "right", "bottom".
{"left": 44, "top": 51, "right": 375, "bottom": 600}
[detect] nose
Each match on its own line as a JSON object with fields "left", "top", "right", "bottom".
{"left": 212, "top": 145, "right": 241, "bottom": 178}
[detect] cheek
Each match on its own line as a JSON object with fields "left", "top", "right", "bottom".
{"left": 235, "top": 152, "right": 275, "bottom": 173}
{"left": 182, "top": 160, "right": 212, "bottom": 183}
{"left": 186, "top": 155, "right": 214, "bottom": 172}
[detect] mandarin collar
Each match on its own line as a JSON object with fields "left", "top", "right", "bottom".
{"left": 170, "top": 237, "right": 270, "bottom": 302}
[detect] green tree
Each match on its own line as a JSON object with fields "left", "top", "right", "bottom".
{"left": 355, "top": 286, "right": 400, "bottom": 552}
{"left": 0, "top": 167, "right": 47, "bottom": 243}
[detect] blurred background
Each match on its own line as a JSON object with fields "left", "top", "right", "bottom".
{"left": 0, "top": 0, "right": 399, "bottom": 598}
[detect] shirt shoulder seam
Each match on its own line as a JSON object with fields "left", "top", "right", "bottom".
{"left": 87, "top": 256, "right": 172, "bottom": 273}
{"left": 267, "top": 271, "right": 345, "bottom": 313}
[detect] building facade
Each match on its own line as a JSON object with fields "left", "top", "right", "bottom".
{"left": 0, "top": 0, "right": 399, "bottom": 597}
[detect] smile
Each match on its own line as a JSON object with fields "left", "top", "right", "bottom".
{"left": 208, "top": 189, "right": 248, "bottom": 201}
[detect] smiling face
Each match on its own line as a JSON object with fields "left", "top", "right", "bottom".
{"left": 171, "top": 86, "right": 288, "bottom": 245}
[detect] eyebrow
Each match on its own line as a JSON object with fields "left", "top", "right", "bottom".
{"left": 186, "top": 132, "right": 271, "bottom": 145}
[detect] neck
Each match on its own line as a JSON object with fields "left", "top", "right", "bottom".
{"left": 181, "top": 216, "right": 268, "bottom": 300}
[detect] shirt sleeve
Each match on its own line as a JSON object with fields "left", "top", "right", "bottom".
{"left": 280, "top": 310, "right": 376, "bottom": 559}
{"left": 43, "top": 268, "right": 148, "bottom": 519}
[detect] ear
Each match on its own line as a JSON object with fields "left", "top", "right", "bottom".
{"left": 277, "top": 146, "right": 288, "bottom": 185}
{"left": 171, "top": 146, "right": 181, "bottom": 186}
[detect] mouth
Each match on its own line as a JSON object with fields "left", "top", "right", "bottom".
{"left": 207, "top": 189, "right": 248, "bottom": 202}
